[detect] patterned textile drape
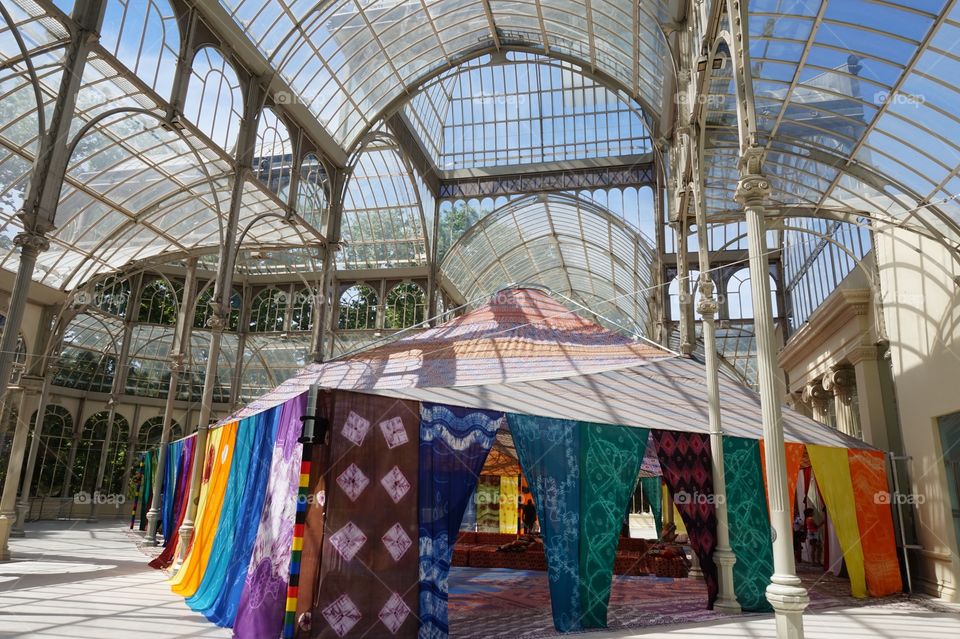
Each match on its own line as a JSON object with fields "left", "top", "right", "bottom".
{"left": 578, "top": 423, "right": 648, "bottom": 628}
{"left": 418, "top": 403, "right": 502, "bottom": 639}
{"left": 475, "top": 477, "right": 500, "bottom": 532}
{"left": 204, "top": 404, "right": 282, "bottom": 627}
{"left": 499, "top": 476, "right": 519, "bottom": 534}
{"left": 806, "top": 445, "right": 867, "bottom": 598}
{"left": 653, "top": 430, "right": 719, "bottom": 608}
{"left": 459, "top": 489, "right": 477, "bottom": 531}
{"left": 172, "top": 422, "right": 237, "bottom": 597}
{"left": 234, "top": 393, "right": 307, "bottom": 638}
{"left": 161, "top": 438, "right": 184, "bottom": 542}
{"left": 293, "top": 433, "right": 329, "bottom": 627}
{"left": 847, "top": 449, "right": 902, "bottom": 596}
{"left": 311, "top": 391, "right": 421, "bottom": 639}
{"left": 508, "top": 413, "right": 582, "bottom": 633}
{"left": 187, "top": 414, "right": 258, "bottom": 614}
{"left": 639, "top": 476, "right": 662, "bottom": 536}
{"left": 150, "top": 436, "right": 196, "bottom": 569}
{"left": 722, "top": 436, "right": 774, "bottom": 612}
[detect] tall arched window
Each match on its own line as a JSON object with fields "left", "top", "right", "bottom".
{"left": 298, "top": 153, "right": 328, "bottom": 231}
{"left": 101, "top": 0, "right": 181, "bottom": 99}
{"left": 93, "top": 276, "right": 130, "bottom": 318}
{"left": 725, "top": 268, "right": 779, "bottom": 320}
{"left": 138, "top": 277, "right": 181, "bottom": 325}
{"left": 71, "top": 411, "right": 130, "bottom": 496}
{"left": 184, "top": 46, "right": 243, "bottom": 152}
{"left": 338, "top": 284, "right": 378, "bottom": 330}
{"left": 290, "top": 288, "right": 315, "bottom": 332}
{"left": 194, "top": 286, "right": 242, "bottom": 330}
{"left": 384, "top": 282, "right": 426, "bottom": 329}
{"left": 136, "top": 416, "right": 182, "bottom": 455}
{"left": 254, "top": 108, "right": 293, "bottom": 198}
{"left": 249, "top": 287, "right": 288, "bottom": 332}
{"left": 29, "top": 406, "right": 74, "bottom": 498}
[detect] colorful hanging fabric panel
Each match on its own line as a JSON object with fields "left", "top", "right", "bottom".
{"left": 161, "top": 438, "right": 184, "bottom": 542}
{"left": 499, "top": 476, "right": 519, "bottom": 534}
{"left": 653, "top": 430, "right": 719, "bottom": 608}
{"left": 186, "top": 413, "right": 259, "bottom": 615}
{"left": 202, "top": 404, "right": 282, "bottom": 627}
{"left": 759, "top": 441, "right": 806, "bottom": 521}
{"left": 578, "top": 423, "right": 648, "bottom": 628}
{"left": 139, "top": 450, "right": 155, "bottom": 531}
{"left": 129, "top": 454, "right": 145, "bottom": 529}
{"left": 172, "top": 421, "right": 238, "bottom": 597}
{"left": 508, "top": 413, "right": 582, "bottom": 633}
{"left": 475, "top": 476, "right": 500, "bottom": 532}
{"left": 806, "top": 445, "right": 867, "bottom": 598}
{"left": 310, "top": 391, "right": 421, "bottom": 639}
{"left": 418, "top": 403, "right": 502, "bottom": 639}
{"left": 150, "top": 436, "right": 196, "bottom": 570}
{"left": 847, "top": 449, "right": 902, "bottom": 596}
{"left": 293, "top": 432, "right": 329, "bottom": 628}
{"left": 234, "top": 393, "right": 307, "bottom": 638}
{"left": 639, "top": 476, "right": 662, "bottom": 536}
{"left": 722, "top": 436, "right": 774, "bottom": 612}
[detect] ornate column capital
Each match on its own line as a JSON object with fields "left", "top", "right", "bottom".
{"left": 734, "top": 146, "right": 771, "bottom": 207}
{"left": 13, "top": 231, "right": 50, "bottom": 255}
{"left": 168, "top": 354, "right": 185, "bottom": 374}
{"left": 696, "top": 274, "right": 718, "bottom": 317}
{"left": 801, "top": 379, "right": 831, "bottom": 406}
{"left": 822, "top": 364, "right": 856, "bottom": 402}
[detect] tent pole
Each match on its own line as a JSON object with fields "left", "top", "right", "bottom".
{"left": 737, "top": 146, "right": 809, "bottom": 637}
{"left": 689, "top": 128, "right": 740, "bottom": 613}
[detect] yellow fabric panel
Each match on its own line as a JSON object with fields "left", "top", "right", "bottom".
{"left": 499, "top": 476, "right": 519, "bottom": 534}
{"left": 170, "top": 421, "right": 238, "bottom": 596}
{"left": 806, "top": 444, "right": 867, "bottom": 598}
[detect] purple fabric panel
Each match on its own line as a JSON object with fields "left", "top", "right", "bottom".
{"left": 233, "top": 393, "right": 307, "bottom": 639}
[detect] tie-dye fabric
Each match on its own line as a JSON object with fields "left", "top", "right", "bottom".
{"left": 311, "top": 391, "right": 421, "bottom": 639}
{"left": 234, "top": 393, "right": 307, "bottom": 638}
{"left": 508, "top": 413, "right": 582, "bottom": 633}
{"left": 418, "top": 403, "right": 502, "bottom": 639}
{"left": 475, "top": 476, "right": 500, "bottom": 532}
{"left": 499, "top": 476, "right": 519, "bottom": 534}
{"left": 653, "top": 430, "right": 719, "bottom": 608}
{"left": 149, "top": 436, "right": 196, "bottom": 570}
{"left": 722, "top": 436, "right": 774, "bottom": 612}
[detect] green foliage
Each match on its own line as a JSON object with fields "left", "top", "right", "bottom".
{"left": 138, "top": 279, "right": 182, "bottom": 325}
{"left": 384, "top": 283, "right": 426, "bottom": 329}
{"left": 338, "top": 284, "right": 378, "bottom": 329}
{"left": 437, "top": 202, "right": 483, "bottom": 261}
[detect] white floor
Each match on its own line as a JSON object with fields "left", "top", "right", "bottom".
{"left": 0, "top": 521, "right": 957, "bottom": 639}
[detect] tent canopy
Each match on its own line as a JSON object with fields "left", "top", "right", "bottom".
{"left": 233, "top": 288, "right": 869, "bottom": 450}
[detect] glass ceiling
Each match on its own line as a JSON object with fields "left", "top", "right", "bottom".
{"left": 218, "top": 0, "right": 669, "bottom": 150}
{"left": 441, "top": 193, "right": 654, "bottom": 335}
{"left": 704, "top": 0, "right": 960, "bottom": 247}
{"left": 403, "top": 52, "right": 652, "bottom": 170}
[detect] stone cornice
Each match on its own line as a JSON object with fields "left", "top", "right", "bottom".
{"left": 778, "top": 287, "right": 874, "bottom": 376}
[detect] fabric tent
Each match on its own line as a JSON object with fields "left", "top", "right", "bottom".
{"left": 226, "top": 288, "right": 867, "bottom": 451}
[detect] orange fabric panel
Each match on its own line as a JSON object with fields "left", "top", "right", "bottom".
{"left": 758, "top": 441, "right": 806, "bottom": 520}
{"left": 847, "top": 449, "right": 902, "bottom": 597}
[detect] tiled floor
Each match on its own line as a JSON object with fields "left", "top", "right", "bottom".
{"left": 0, "top": 521, "right": 957, "bottom": 638}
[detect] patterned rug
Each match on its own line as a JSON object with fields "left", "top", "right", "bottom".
{"left": 447, "top": 564, "right": 916, "bottom": 639}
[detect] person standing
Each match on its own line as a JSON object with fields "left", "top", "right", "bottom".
{"left": 521, "top": 498, "right": 537, "bottom": 535}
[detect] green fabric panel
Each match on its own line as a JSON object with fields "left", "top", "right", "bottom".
{"left": 640, "top": 476, "right": 662, "bottom": 537}
{"left": 578, "top": 424, "right": 649, "bottom": 628}
{"left": 722, "top": 436, "right": 774, "bottom": 612}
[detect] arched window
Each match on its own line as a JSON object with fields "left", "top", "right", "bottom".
{"left": 101, "top": 0, "right": 180, "bottom": 99}
{"left": 71, "top": 411, "right": 130, "bottom": 496}
{"left": 249, "top": 287, "right": 288, "bottom": 332}
{"left": 384, "top": 283, "right": 426, "bottom": 329}
{"left": 725, "top": 268, "right": 780, "bottom": 320}
{"left": 137, "top": 277, "right": 181, "bottom": 325}
{"left": 254, "top": 108, "right": 293, "bottom": 198}
{"left": 125, "top": 325, "right": 175, "bottom": 398}
{"left": 92, "top": 276, "right": 130, "bottom": 318}
{"left": 28, "top": 406, "right": 74, "bottom": 498}
{"left": 290, "top": 288, "right": 315, "bottom": 332}
{"left": 184, "top": 46, "right": 243, "bottom": 152}
{"left": 338, "top": 284, "right": 378, "bottom": 330}
{"left": 298, "top": 153, "right": 328, "bottom": 231}
{"left": 136, "top": 416, "right": 182, "bottom": 454}
{"left": 668, "top": 270, "right": 712, "bottom": 322}
{"left": 53, "top": 315, "right": 121, "bottom": 393}
{"left": 194, "top": 286, "right": 241, "bottom": 330}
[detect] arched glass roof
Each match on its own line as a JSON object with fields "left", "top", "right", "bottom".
{"left": 217, "top": 0, "right": 670, "bottom": 149}
{"left": 441, "top": 194, "right": 654, "bottom": 335}
{"left": 403, "top": 52, "right": 652, "bottom": 169}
